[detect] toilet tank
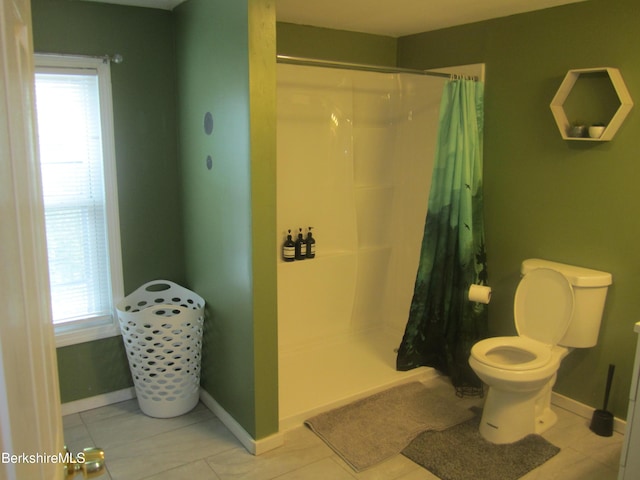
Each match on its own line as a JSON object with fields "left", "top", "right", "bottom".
{"left": 521, "top": 259, "right": 612, "bottom": 348}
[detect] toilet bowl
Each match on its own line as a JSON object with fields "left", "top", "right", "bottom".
{"left": 469, "top": 259, "right": 612, "bottom": 444}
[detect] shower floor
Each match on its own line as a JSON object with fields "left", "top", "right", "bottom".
{"left": 278, "top": 326, "right": 436, "bottom": 431}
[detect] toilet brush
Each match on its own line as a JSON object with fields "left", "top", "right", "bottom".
{"left": 589, "top": 363, "right": 615, "bottom": 437}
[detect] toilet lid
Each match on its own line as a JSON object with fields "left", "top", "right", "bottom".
{"left": 514, "top": 268, "right": 574, "bottom": 345}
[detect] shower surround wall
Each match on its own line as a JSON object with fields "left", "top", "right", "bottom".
{"left": 277, "top": 64, "right": 445, "bottom": 429}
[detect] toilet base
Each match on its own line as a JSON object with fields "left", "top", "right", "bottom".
{"left": 534, "top": 406, "right": 558, "bottom": 435}
{"left": 479, "top": 383, "right": 558, "bottom": 444}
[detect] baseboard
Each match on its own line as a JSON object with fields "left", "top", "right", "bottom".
{"left": 552, "top": 391, "right": 626, "bottom": 434}
{"left": 199, "top": 388, "right": 284, "bottom": 455}
{"left": 60, "top": 386, "right": 284, "bottom": 455}
{"left": 60, "top": 387, "right": 136, "bottom": 416}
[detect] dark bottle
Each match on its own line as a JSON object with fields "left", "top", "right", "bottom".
{"left": 305, "top": 227, "right": 316, "bottom": 259}
{"left": 294, "top": 228, "right": 306, "bottom": 260}
{"left": 282, "top": 230, "right": 295, "bottom": 262}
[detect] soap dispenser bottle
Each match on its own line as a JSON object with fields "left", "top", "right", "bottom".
{"left": 294, "top": 228, "right": 306, "bottom": 260}
{"left": 305, "top": 227, "right": 316, "bottom": 259}
{"left": 282, "top": 230, "right": 295, "bottom": 262}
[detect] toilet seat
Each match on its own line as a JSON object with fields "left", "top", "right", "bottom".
{"left": 471, "top": 336, "right": 551, "bottom": 371}
{"left": 471, "top": 268, "right": 574, "bottom": 372}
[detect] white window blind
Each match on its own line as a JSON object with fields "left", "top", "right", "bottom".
{"left": 34, "top": 54, "right": 123, "bottom": 345}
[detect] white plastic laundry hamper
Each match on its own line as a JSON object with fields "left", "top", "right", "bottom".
{"left": 116, "top": 280, "right": 205, "bottom": 418}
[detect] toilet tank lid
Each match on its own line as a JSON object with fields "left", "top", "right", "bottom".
{"left": 521, "top": 259, "right": 612, "bottom": 287}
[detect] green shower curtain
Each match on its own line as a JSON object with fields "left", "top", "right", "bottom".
{"left": 396, "top": 78, "right": 488, "bottom": 396}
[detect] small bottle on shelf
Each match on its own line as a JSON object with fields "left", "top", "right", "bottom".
{"left": 282, "top": 230, "right": 295, "bottom": 262}
{"left": 305, "top": 227, "right": 316, "bottom": 259}
{"left": 294, "top": 228, "right": 306, "bottom": 260}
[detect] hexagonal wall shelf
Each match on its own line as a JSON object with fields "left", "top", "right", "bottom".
{"left": 550, "top": 67, "right": 633, "bottom": 141}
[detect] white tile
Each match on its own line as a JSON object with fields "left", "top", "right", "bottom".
{"left": 91, "top": 468, "right": 113, "bottom": 480}
{"left": 341, "top": 453, "right": 424, "bottom": 480}
{"left": 277, "top": 458, "right": 356, "bottom": 480}
{"left": 520, "top": 446, "right": 618, "bottom": 480}
{"left": 541, "top": 406, "right": 622, "bottom": 470}
{"left": 141, "top": 459, "right": 221, "bottom": 480}
{"left": 542, "top": 407, "right": 592, "bottom": 448}
{"left": 80, "top": 398, "right": 141, "bottom": 425}
{"left": 566, "top": 428, "right": 623, "bottom": 469}
{"left": 104, "top": 418, "right": 239, "bottom": 480}
{"left": 86, "top": 402, "right": 214, "bottom": 449}
{"left": 63, "top": 424, "right": 95, "bottom": 454}
{"left": 206, "top": 427, "right": 334, "bottom": 480}
{"left": 63, "top": 412, "right": 84, "bottom": 429}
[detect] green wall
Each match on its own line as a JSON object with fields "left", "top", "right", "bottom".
{"left": 31, "top": 0, "right": 183, "bottom": 402}
{"left": 174, "top": 0, "right": 278, "bottom": 439}
{"left": 32, "top": 0, "right": 279, "bottom": 437}
{"left": 397, "top": 0, "right": 640, "bottom": 419}
{"left": 56, "top": 337, "right": 132, "bottom": 402}
{"left": 277, "top": 22, "right": 397, "bottom": 66}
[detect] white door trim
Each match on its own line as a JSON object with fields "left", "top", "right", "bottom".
{"left": 0, "top": 0, "right": 65, "bottom": 478}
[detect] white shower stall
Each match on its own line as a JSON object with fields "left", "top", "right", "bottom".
{"left": 276, "top": 62, "right": 483, "bottom": 430}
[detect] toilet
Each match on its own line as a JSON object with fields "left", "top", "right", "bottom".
{"left": 469, "top": 258, "right": 612, "bottom": 444}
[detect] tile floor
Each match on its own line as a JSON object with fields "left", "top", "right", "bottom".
{"left": 63, "top": 377, "right": 623, "bottom": 480}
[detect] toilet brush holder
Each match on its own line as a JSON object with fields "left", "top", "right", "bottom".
{"left": 590, "top": 364, "right": 615, "bottom": 437}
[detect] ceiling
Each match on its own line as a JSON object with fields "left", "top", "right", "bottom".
{"left": 82, "top": 0, "right": 586, "bottom": 37}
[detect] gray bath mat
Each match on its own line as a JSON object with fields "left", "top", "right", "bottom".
{"left": 304, "top": 381, "right": 475, "bottom": 472}
{"left": 402, "top": 407, "right": 560, "bottom": 480}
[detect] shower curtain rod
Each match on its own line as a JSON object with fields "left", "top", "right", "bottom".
{"left": 276, "top": 54, "right": 474, "bottom": 80}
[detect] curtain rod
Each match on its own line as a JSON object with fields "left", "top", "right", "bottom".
{"left": 276, "top": 54, "right": 469, "bottom": 79}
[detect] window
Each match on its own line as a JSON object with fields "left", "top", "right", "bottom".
{"left": 34, "top": 54, "right": 123, "bottom": 347}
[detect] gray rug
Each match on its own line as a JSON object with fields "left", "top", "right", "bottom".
{"left": 304, "top": 382, "right": 475, "bottom": 472}
{"left": 402, "top": 408, "right": 560, "bottom": 480}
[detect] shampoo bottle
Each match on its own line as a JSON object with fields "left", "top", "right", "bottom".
{"left": 282, "top": 230, "right": 295, "bottom": 262}
{"left": 294, "top": 228, "right": 306, "bottom": 260}
{"left": 305, "top": 227, "right": 316, "bottom": 259}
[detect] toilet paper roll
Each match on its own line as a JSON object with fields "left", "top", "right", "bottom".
{"left": 468, "top": 284, "right": 491, "bottom": 304}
